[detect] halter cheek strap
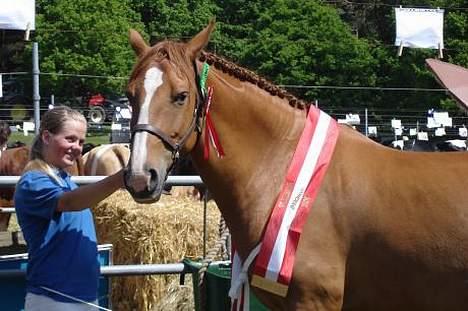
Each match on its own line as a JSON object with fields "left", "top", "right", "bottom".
{"left": 132, "top": 123, "right": 179, "bottom": 154}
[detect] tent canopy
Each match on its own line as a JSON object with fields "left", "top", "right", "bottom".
{"left": 426, "top": 58, "right": 468, "bottom": 112}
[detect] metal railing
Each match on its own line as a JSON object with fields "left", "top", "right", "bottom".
{"left": 0, "top": 175, "right": 207, "bottom": 278}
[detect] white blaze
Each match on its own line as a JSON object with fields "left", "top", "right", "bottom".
{"left": 132, "top": 67, "right": 164, "bottom": 172}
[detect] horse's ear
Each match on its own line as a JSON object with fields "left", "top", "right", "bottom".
{"left": 187, "top": 18, "right": 216, "bottom": 60}
{"left": 129, "top": 29, "right": 149, "bottom": 57}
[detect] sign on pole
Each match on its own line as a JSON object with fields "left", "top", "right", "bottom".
{"left": 395, "top": 8, "right": 444, "bottom": 56}
{"left": 0, "top": 0, "right": 35, "bottom": 31}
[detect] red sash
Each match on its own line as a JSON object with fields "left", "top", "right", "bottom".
{"left": 251, "top": 107, "right": 339, "bottom": 296}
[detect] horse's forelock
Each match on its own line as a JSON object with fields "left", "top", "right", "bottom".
{"left": 129, "top": 41, "right": 194, "bottom": 94}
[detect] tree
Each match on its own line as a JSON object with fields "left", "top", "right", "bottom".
{"left": 236, "top": 0, "right": 378, "bottom": 109}
{"left": 333, "top": 0, "right": 468, "bottom": 111}
{"left": 129, "top": 0, "right": 218, "bottom": 45}
{"left": 31, "top": 0, "right": 146, "bottom": 100}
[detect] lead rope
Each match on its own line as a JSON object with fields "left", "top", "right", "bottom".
{"left": 40, "top": 286, "right": 111, "bottom": 311}
{"left": 196, "top": 216, "right": 230, "bottom": 311}
{"left": 197, "top": 216, "right": 230, "bottom": 286}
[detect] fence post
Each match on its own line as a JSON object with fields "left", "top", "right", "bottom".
{"left": 32, "top": 42, "right": 40, "bottom": 135}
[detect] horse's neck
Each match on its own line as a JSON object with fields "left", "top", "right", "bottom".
{"left": 192, "top": 69, "right": 307, "bottom": 256}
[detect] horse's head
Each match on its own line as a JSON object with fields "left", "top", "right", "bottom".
{"left": 124, "top": 20, "right": 215, "bottom": 203}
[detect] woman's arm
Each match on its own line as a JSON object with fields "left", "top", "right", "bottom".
{"left": 56, "top": 170, "right": 125, "bottom": 212}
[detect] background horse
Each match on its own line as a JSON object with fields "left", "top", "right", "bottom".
{"left": 124, "top": 21, "right": 468, "bottom": 310}
{"left": 0, "top": 121, "right": 11, "bottom": 154}
{"left": 82, "top": 143, "right": 129, "bottom": 176}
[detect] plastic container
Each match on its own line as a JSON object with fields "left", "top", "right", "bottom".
{"left": 184, "top": 259, "right": 269, "bottom": 311}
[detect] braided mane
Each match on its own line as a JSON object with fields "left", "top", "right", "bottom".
{"left": 200, "top": 52, "right": 309, "bottom": 110}
{"left": 129, "top": 40, "right": 309, "bottom": 111}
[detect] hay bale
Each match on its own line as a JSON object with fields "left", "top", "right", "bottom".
{"left": 151, "top": 276, "right": 195, "bottom": 311}
{"left": 94, "top": 190, "right": 222, "bottom": 311}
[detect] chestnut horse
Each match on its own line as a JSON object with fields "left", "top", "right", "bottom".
{"left": 124, "top": 21, "right": 468, "bottom": 310}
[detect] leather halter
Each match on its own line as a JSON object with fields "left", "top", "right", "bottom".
{"left": 130, "top": 61, "right": 206, "bottom": 161}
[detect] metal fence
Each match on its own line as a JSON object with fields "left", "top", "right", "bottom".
{"left": 0, "top": 175, "right": 205, "bottom": 278}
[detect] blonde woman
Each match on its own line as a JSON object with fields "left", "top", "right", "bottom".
{"left": 14, "top": 106, "right": 124, "bottom": 311}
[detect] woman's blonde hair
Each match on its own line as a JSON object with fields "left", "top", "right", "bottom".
{"left": 24, "top": 106, "right": 86, "bottom": 184}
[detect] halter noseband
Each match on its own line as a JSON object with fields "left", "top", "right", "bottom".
{"left": 130, "top": 61, "right": 206, "bottom": 161}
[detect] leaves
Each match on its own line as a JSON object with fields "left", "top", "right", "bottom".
{"left": 32, "top": 0, "right": 146, "bottom": 97}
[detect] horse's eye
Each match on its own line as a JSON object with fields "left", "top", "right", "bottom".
{"left": 174, "top": 92, "right": 188, "bottom": 105}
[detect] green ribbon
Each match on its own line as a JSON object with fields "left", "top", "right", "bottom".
{"left": 199, "top": 63, "right": 210, "bottom": 96}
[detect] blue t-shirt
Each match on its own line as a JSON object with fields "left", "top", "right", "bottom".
{"left": 14, "top": 170, "right": 99, "bottom": 303}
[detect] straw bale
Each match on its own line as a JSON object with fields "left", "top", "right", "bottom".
{"left": 94, "top": 190, "right": 222, "bottom": 311}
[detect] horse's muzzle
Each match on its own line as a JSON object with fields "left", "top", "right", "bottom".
{"left": 124, "top": 167, "right": 165, "bottom": 203}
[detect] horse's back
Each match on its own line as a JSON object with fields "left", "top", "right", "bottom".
{"left": 83, "top": 144, "right": 129, "bottom": 176}
{"left": 298, "top": 126, "right": 468, "bottom": 310}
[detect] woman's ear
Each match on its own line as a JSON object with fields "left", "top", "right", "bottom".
{"left": 42, "top": 130, "right": 51, "bottom": 145}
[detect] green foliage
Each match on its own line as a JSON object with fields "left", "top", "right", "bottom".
{"left": 1, "top": 0, "right": 467, "bottom": 112}
{"left": 238, "top": 0, "right": 378, "bottom": 108}
{"left": 31, "top": 0, "right": 146, "bottom": 98}
{"left": 332, "top": 0, "right": 468, "bottom": 110}
{"left": 128, "top": 0, "right": 218, "bottom": 44}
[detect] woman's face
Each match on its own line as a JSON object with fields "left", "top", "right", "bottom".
{"left": 42, "top": 119, "right": 86, "bottom": 169}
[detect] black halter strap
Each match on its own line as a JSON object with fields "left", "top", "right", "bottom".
{"left": 131, "top": 61, "right": 206, "bottom": 160}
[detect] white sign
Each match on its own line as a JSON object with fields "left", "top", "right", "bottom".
{"left": 0, "top": 0, "right": 35, "bottom": 31}
{"left": 435, "top": 127, "right": 446, "bottom": 137}
{"left": 346, "top": 113, "right": 360, "bottom": 125}
{"left": 392, "top": 140, "right": 404, "bottom": 150}
{"left": 111, "top": 123, "right": 122, "bottom": 131}
{"left": 417, "top": 131, "right": 429, "bottom": 141}
{"left": 459, "top": 127, "right": 468, "bottom": 138}
{"left": 368, "top": 126, "right": 377, "bottom": 136}
{"left": 409, "top": 128, "right": 417, "bottom": 136}
{"left": 427, "top": 117, "right": 438, "bottom": 128}
{"left": 338, "top": 113, "right": 360, "bottom": 125}
{"left": 395, "top": 8, "right": 444, "bottom": 49}
{"left": 120, "top": 108, "right": 132, "bottom": 119}
{"left": 433, "top": 111, "right": 452, "bottom": 127}
{"left": 22, "top": 121, "right": 35, "bottom": 136}
{"left": 391, "top": 119, "right": 402, "bottom": 129}
{"left": 394, "top": 128, "right": 403, "bottom": 136}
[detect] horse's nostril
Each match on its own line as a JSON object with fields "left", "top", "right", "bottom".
{"left": 148, "top": 168, "right": 158, "bottom": 191}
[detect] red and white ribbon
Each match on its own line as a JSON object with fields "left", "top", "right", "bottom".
{"left": 251, "top": 107, "right": 338, "bottom": 296}
{"left": 204, "top": 86, "right": 225, "bottom": 160}
{"left": 229, "top": 107, "right": 338, "bottom": 309}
